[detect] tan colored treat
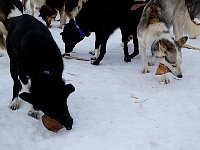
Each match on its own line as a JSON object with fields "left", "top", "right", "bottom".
{"left": 42, "top": 115, "right": 64, "bottom": 132}
{"left": 155, "top": 63, "right": 171, "bottom": 75}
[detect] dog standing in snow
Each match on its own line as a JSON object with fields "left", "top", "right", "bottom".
{"left": 137, "top": 0, "right": 188, "bottom": 84}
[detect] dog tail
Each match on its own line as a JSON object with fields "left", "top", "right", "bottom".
{"left": 0, "top": 22, "right": 7, "bottom": 35}
{"left": 0, "top": 22, "right": 7, "bottom": 50}
{"left": 184, "top": 13, "right": 200, "bottom": 39}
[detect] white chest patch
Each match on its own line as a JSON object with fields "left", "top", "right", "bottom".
{"left": 7, "top": 6, "right": 22, "bottom": 19}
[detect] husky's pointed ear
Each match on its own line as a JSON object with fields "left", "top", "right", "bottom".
{"left": 154, "top": 40, "right": 167, "bottom": 58}
{"left": 176, "top": 36, "right": 188, "bottom": 48}
{"left": 19, "top": 92, "right": 32, "bottom": 103}
{"left": 158, "top": 39, "right": 166, "bottom": 49}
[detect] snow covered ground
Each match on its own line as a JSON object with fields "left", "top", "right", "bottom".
{"left": 0, "top": 8, "right": 200, "bottom": 150}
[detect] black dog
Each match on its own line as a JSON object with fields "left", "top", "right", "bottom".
{"left": 39, "top": 0, "right": 66, "bottom": 28}
{"left": 120, "top": 1, "right": 147, "bottom": 62}
{"left": 61, "top": 0, "right": 148, "bottom": 65}
{"left": 62, "top": 0, "right": 134, "bottom": 65}
{"left": 6, "top": 14, "right": 75, "bottom": 130}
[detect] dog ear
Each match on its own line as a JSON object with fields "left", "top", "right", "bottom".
{"left": 154, "top": 40, "right": 167, "bottom": 58}
{"left": 64, "top": 84, "right": 75, "bottom": 99}
{"left": 65, "top": 84, "right": 75, "bottom": 94}
{"left": 19, "top": 92, "right": 32, "bottom": 103}
{"left": 175, "top": 36, "right": 188, "bottom": 48}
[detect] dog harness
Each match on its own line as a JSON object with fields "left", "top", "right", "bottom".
{"left": 73, "top": 20, "right": 85, "bottom": 38}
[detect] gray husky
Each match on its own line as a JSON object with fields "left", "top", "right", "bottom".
{"left": 137, "top": 0, "right": 190, "bottom": 84}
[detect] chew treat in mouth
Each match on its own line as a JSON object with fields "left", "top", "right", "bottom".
{"left": 155, "top": 63, "right": 171, "bottom": 75}
{"left": 42, "top": 115, "right": 64, "bottom": 132}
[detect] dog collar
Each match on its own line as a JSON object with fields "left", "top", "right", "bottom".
{"left": 73, "top": 20, "right": 85, "bottom": 38}
{"left": 45, "top": 4, "right": 57, "bottom": 14}
{"left": 42, "top": 70, "right": 51, "bottom": 75}
{"left": 40, "top": 70, "right": 59, "bottom": 77}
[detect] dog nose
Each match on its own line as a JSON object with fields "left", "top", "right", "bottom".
{"left": 177, "top": 74, "right": 183, "bottom": 78}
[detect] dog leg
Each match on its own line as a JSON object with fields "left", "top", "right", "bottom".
{"left": 148, "top": 57, "right": 156, "bottom": 66}
{"left": 28, "top": 104, "right": 39, "bottom": 119}
{"left": 139, "top": 43, "right": 149, "bottom": 74}
{"left": 91, "top": 26, "right": 116, "bottom": 65}
{"left": 35, "top": 0, "right": 43, "bottom": 9}
{"left": 94, "top": 47, "right": 100, "bottom": 59}
{"left": 9, "top": 57, "right": 22, "bottom": 110}
{"left": 22, "top": 0, "right": 27, "bottom": 11}
{"left": 90, "top": 32, "right": 101, "bottom": 59}
{"left": 30, "top": 0, "right": 35, "bottom": 16}
{"left": 173, "top": 9, "right": 187, "bottom": 40}
{"left": 19, "top": 77, "right": 30, "bottom": 94}
{"left": 120, "top": 27, "right": 131, "bottom": 62}
{"left": 58, "top": 5, "right": 66, "bottom": 28}
{"left": 130, "top": 31, "right": 139, "bottom": 58}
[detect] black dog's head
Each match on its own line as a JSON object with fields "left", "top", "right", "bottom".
{"left": 39, "top": 5, "right": 57, "bottom": 27}
{"left": 60, "top": 19, "right": 85, "bottom": 53}
{"left": 19, "top": 73, "right": 75, "bottom": 130}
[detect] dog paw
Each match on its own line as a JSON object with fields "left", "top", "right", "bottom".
{"left": 9, "top": 98, "right": 20, "bottom": 110}
{"left": 91, "top": 60, "right": 99, "bottom": 65}
{"left": 89, "top": 50, "right": 95, "bottom": 55}
{"left": 141, "top": 68, "right": 150, "bottom": 74}
{"left": 148, "top": 61, "right": 155, "bottom": 66}
{"left": 90, "top": 56, "right": 97, "bottom": 60}
{"left": 28, "top": 110, "right": 40, "bottom": 119}
{"left": 62, "top": 53, "right": 70, "bottom": 57}
{"left": 124, "top": 57, "right": 131, "bottom": 62}
{"left": 160, "top": 78, "right": 170, "bottom": 84}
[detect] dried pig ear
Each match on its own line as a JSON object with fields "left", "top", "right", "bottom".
{"left": 42, "top": 115, "right": 64, "bottom": 132}
{"left": 155, "top": 63, "right": 170, "bottom": 75}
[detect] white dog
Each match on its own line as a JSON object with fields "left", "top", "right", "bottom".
{"left": 137, "top": 0, "right": 188, "bottom": 84}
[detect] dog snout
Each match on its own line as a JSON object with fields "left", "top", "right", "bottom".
{"left": 177, "top": 74, "right": 183, "bottom": 78}
{"left": 63, "top": 116, "right": 73, "bottom": 130}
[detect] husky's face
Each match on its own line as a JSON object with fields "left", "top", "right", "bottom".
{"left": 152, "top": 37, "right": 188, "bottom": 78}
{"left": 65, "top": 0, "right": 85, "bottom": 18}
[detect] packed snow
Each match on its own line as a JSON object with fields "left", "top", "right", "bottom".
{"left": 0, "top": 8, "right": 200, "bottom": 150}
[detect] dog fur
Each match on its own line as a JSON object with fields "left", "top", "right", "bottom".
{"left": 22, "top": 0, "right": 34, "bottom": 16}
{"left": 0, "top": 0, "right": 23, "bottom": 50}
{"left": 5, "top": 14, "right": 75, "bottom": 130}
{"left": 39, "top": 0, "right": 66, "bottom": 28}
{"left": 137, "top": 0, "right": 188, "bottom": 84}
{"left": 62, "top": 0, "right": 136, "bottom": 65}
{"left": 120, "top": 1, "right": 148, "bottom": 62}
{"left": 22, "top": 0, "right": 45, "bottom": 16}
